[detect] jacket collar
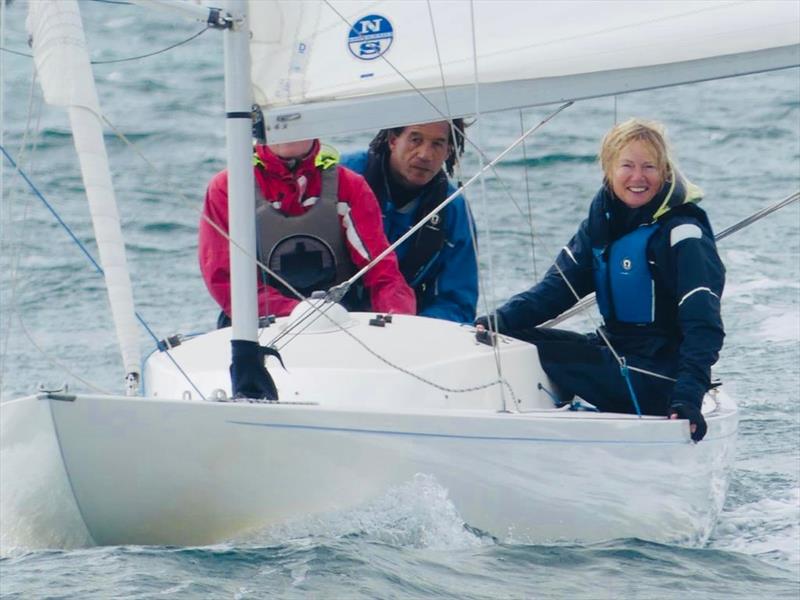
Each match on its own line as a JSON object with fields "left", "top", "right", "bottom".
{"left": 253, "top": 140, "right": 321, "bottom": 180}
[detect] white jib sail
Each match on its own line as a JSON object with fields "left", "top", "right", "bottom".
{"left": 250, "top": 0, "right": 800, "bottom": 143}
{"left": 26, "top": 0, "right": 141, "bottom": 393}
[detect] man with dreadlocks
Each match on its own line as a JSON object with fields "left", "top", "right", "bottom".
{"left": 341, "top": 120, "right": 478, "bottom": 323}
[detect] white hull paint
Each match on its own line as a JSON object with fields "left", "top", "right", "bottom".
{"left": 2, "top": 311, "right": 738, "bottom": 546}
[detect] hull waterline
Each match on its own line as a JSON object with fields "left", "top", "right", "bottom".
{"left": 3, "top": 390, "right": 737, "bottom": 547}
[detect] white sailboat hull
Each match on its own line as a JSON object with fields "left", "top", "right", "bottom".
{"left": 2, "top": 312, "right": 738, "bottom": 547}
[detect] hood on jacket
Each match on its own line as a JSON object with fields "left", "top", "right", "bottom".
{"left": 593, "top": 166, "right": 706, "bottom": 244}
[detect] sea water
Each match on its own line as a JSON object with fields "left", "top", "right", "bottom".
{"left": 1, "top": 1, "right": 798, "bottom": 598}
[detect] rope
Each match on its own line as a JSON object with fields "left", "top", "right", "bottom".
{"left": 619, "top": 359, "right": 642, "bottom": 417}
{"left": 537, "top": 382, "right": 560, "bottom": 407}
{"left": 467, "top": 0, "right": 508, "bottom": 411}
{"left": 321, "top": 0, "right": 552, "bottom": 251}
{"left": 0, "top": 78, "right": 117, "bottom": 397}
{"left": 327, "top": 317, "right": 519, "bottom": 405}
{"left": 544, "top": 190, "right": 800, "bottom": 328}
{"left": 96, "top": 113, "right": 314, "bottom": 318}
{"left": 90, "top": 28, "right": 210, "bottom": 64}
{"left": 0, "top": 144, "right": 207, "bottom": 400}
{"left": 0, "top": 29, "right": 211, "bottom": 64}
{"left": 92, "top": 104, "right": 464, "bottom": 401}
{"left": 266, "top": 102, "right": 574, "bottom": 350}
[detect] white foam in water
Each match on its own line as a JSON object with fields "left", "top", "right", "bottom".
{"left": 724, "top": 277, "right": 800, "bottom": 303}
{"left": 757, "top": 311, "right": 800, "bottom": 343}
{"left": 0, "top": 403, "right": 93, "bottom": 556}
{"left": 711, "top": 487, "right": 800, "bottom": 571}
{"left": 238, "top": 473, "right": 493, "bottom": 550}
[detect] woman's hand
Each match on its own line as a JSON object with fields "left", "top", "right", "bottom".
{"left": 669, "top": 402, "right": 707, "bottom": 442}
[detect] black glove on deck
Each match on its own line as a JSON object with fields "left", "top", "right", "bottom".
{"left": 230, "top": 339, "right": 282, "bottom": 401}
{"left": 474, "top": 313, "right": 505, "bottom": 333}
{"left": 670, "top": 402, "right": 708, "bottom": 442}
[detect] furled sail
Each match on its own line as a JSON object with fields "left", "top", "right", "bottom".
{"left": 250, "top": 0, "right": 800, "bottom": 143}
{"left": 26, "top": 0, "right": 141, "bottom": 393}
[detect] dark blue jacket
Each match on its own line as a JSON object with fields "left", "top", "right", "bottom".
{"left": 341, "top": 149, "right": 478, "bottom": 323}
{"left": 495, "top": 175, "right": 725, "bottom": 410}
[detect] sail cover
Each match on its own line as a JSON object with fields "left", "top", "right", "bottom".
{"left": 250, "top": 0, "right": 800, "bottom": 142}
{"left": 27, "top": 0, "right": 141, "bottom": 390}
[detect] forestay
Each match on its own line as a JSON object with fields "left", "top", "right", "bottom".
{"left": 250, "top": 0, "right": 800, "bottom": 143}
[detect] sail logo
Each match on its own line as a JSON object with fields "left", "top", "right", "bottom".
{"left": 348, "top": 14, "right": 394, "bottom": 60}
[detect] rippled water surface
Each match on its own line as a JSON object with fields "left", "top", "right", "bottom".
{"left": 1, "top": 1, "right": 799, "bottom": 598}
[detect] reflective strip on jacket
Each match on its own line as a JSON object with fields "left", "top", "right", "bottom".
{"left": 199, "top": 140, "right": 416, "bottom": 318}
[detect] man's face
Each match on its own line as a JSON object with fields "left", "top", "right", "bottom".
{"left": 387, "top": 122, "right": 452, "bottom": 189}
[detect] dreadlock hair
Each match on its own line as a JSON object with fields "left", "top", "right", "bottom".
{"left": 368, "top": 119, "right": 466, "bottom": 177}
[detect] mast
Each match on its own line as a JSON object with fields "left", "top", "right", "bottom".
{"left": 222, "top": 0, "right": 278, "bottom": 399}
{"left": 222, "top": 0, "right": 259, "bottom": 346}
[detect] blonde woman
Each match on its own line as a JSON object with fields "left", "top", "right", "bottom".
{"left": 476, "top": 118, "right": 724, "bottom": 441}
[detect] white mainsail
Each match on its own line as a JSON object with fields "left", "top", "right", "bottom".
{"left": 26, "top": 0, "right": 141, "bottom": 392}
{"left": 250, "top": 0, "right": 800, "bottom": 143}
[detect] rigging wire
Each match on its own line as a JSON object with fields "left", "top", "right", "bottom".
{"left": 0, "top": 0, "right": 7, "bottom": 391}
{"left": 314, "top": 2, "right": 572, "bottom": 399}
{"left": 0, "top": 27, "right": 210, "bottom": 64}
{"left": 96, "top": 113, "right": 311, "bottom": 309}
{"left": 0, "top": 143, "right": 207, "bottom": 400}
{"left": 0, "top": 64, "right": 114, "bottom": 396}
{"left": 97, "top": 109, "right": 524, "bottom": 399}
{"left": 519, "top": 110, "right": 538, "bottom": 281}
{"left": 545, "top": 190, "right": 800, "bottom": 329}
{"left": 268, "top": 102, "right": 574, "bottom": 350}
{"left": 90, "top": 27, "right": 210, "bottom": 64}
{"left": 467, "top": 0, "right": 508, "bottom": 412}
{"left": 424, "top": 0, "right": 515, "bottom": 404}
{"left": 425, "top": 0, "right": 481, "bottom": 319}
{"left": 320, "top": 0, "right": 550, "bottom": 242}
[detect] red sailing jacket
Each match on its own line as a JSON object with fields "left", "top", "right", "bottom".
{"left": 199, "top": 141, "right": 416, "bottom": 318}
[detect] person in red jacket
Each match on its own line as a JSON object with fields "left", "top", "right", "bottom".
{"left": 199, "top": 139, "right": 416, "bottom": 321}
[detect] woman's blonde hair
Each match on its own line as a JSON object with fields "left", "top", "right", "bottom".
{"left": 599, "top": 118, "right": 673, "bottom": 183}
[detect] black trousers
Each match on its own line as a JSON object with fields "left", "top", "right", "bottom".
{"left": 506, "top": 327, "right": 675, "bottom": 416}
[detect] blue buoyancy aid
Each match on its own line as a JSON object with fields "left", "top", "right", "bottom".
{"left": 593, "top": 223, "right": 659, "bottom": 324}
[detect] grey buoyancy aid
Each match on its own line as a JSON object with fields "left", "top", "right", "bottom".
{"left": 593, "top": 223, "right": 659, "bottom": 324}
{"left": 255, "top": 167, "right": 356, "bottom": 297}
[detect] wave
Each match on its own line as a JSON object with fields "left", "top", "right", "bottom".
{"left": 497, "top": 153, "right": 597, "bottom": 168}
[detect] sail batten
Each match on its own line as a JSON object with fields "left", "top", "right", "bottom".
{"left": 249, "top": 0, "right": 800, "bottom": 143}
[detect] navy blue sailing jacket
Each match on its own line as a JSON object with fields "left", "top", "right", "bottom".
{"left": 495, "top": 175, "right": 725, "bottom": 410}
{"left": 342, "top": 149, "right": 478, "bottom": 323}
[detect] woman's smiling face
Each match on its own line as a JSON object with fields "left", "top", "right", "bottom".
{"left": 610, "top": 139, "right": 665, "bottom": 209}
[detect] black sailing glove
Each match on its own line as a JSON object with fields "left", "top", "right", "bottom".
{"left": 230, "top": 340, "right": 283, "bottom": 401}
{"left": 474, "top": 314, "right": 506, "bottom": 346}
{"left": 474, "top": 313, "right": 505, "bottom": 333}
{"left": 670, "top": 402, "right": 708, "bottom": 442}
